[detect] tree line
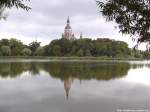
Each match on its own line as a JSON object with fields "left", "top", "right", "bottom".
{"left": 0, "top": 38, "right": 149, "bottom": 58}
{"left": 46, "top": 38, "right": 131, "bottom": 57}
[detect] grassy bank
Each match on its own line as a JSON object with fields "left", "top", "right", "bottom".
{"left": 0, "top": 56, "right": 143, "bottom": 61}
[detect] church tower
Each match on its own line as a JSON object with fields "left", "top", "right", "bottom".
{"left": 63, "top": 17, "right": 75, "bottom": 40}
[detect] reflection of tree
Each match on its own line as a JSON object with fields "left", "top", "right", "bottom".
{"left": 0, "top": 62, "right": 42, "bottom": 78}
{"left": 130, "top": 64, "right": 145, "bottom": 69}
{"left": 44, "top": 62, "right": 131, "bottom": 81}
{"left": 0, "top": 61, "right": 145, "bottom": 80}
{"left": 28, "top": 62, "right": 42, "bottom": 75}
{"left": 0, "top": 63, "right": 11, "bottom": 77}
{"left": 0, "top": 63, "right": 26, "bottom": 77}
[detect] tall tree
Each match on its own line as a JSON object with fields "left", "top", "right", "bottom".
{"left": 35, "top": 47, "right": 44, "bottom": 56}
{"left": 0, "top": 39, "right": 9, "bottom": 46}
{"left": 0, "top": 5, "right": 7, "bottom": 20}
{"left": 0, "top": 0, "right": 31, "bottom": 10}
{"left": 22, "top": 48, "right": 32, "bottom": 56}
{"left": 29, "top": 41, "right": 41, "bottom": 55}
{"left": 9, "top": 38, "right": 24, "bottom": 56}
{"left": 97, "top": 0, "right": 150, "bottom": 45}
{"left": 1, "top": 45, "right": 11, "bottom": 56}
{"left": 0, "top": 0, "right": 31, "bottom": 20}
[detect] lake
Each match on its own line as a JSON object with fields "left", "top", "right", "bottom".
{"left": 0, "top": 59, "right": 150, "bottom": 112}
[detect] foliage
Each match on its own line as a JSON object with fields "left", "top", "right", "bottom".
{"left": 49, "top": 38, "right": 72, "bottom": 56}
{"left": 77, "top": 49, "right": 84, "bottom": 56}
{"left": 0, "top": 39, "right": 9, "bottom": 46}
{"left": 0, "top": 0, "right": 31, "bottom": 20}
{"left": 0, "top": 5, "right": 7, "bottom": 20}
{"left": 9, "top": 38, "right": 24, "bottom": 56}
{"left": 142, "top": 51, "right": 150, "bottom": 59}
{"left": 29, "top": 41, "right": 41, "bottom": 56}
{"left": 35, "top": 47, "right": 44, "bottom": 56}
{"left": 47, "top": 38, "right": 131, "bottom": 57}
{"left": 0, "top": 38, "right": 147, "bottom": 58}
{"left": 132, "top": 49, "right": 143, "bottom": 58}
{"left": 1, "top": 45, "right": 11, "bottom": 56}
{"left": 50, "top": 45, "right": 61, "bottom": 56}
{"left": 97, "top": 0, "right": 150, "bottom": 44}
{"left": 0, "top": 0, "right": 31, "bottom": 10}
{"left": 22, "top": 48, "right": 32, "bottom": 56}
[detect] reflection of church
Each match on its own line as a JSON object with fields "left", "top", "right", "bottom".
{"left": 63, "top": 77, "right": 83, "bottom": 100}
{"left": 62, "top": 17, "right": 76, "bottom": 41}
{"left": 64, "top": 77, "right": 73, "bottom": 100}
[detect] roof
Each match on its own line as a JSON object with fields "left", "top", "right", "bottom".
{"left": 65, "top": 24, "right": 71, "bottom": 29}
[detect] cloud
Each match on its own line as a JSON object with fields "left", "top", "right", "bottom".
{"left": 0, "top": 0, "right": 143, "bottom": 49}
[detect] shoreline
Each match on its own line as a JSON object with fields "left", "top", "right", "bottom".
{"left": 0, "top": 56, "right": 144, "bottom": 61}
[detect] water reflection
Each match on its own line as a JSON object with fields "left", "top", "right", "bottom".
{"left": 0, "top": 61, "right": 133, "bottom": 101}
{"left": 0, "top": 62, "right": 149, "bottom": 88}
{"left": 0, "top": 62, "right": 132, "bottom": 80}
{"left": 124, "top": 67, "right": 150, "bottom": 86}
{"left": 64, "top": 77, "right": 73, "bottom": 100}
{"left": 0, "top": 61, "right": 149, "bottom": 100}
{"left": 0, "top": 61, "right": 150, "bottom": 112}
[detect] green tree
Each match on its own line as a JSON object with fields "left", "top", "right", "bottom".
{"left": 48, "top": 38, "right": 72, "bottom": 56}
{"left": 97, "top": 0, "right": 150, "bottom": 44}
{"left": 77, "top": 49, "right": 84, "bottom": 56}
{"left": 9, "top": 38, "right": 24, "bottom": 56}
{"left": 51, "top": 45, "right": 61, "bottom": 56}
{"left": 35, "top": 47, "right": 44, "bottom": 56}
{"left": 1, "top": 45, "right": 11, "bottom": 56}
{"left": 70, "top": 45, "right": 78, "bottom": 56}
{"left": 0, "top": 51, "right": 2, "bottom": 56}
{"left": 43, "top": 45, "right": 51, "bottom": 56}
{"left": 22, "top": 48, "right": 32, "bottom": 56}
{"left": 29, "top": 41, "right": 41, "bottom": 56}
{"left": 85, "top": 49, "right": 92, "bottom": 56}
{"left": 48, "top": 38, "right": 132, "bottom": 57}
{"left": 132, "top": 49, "right": 143, "bottom": 58}
{"left": 0, "top": 39, "right": 9, "bottom": 46}
{"left": 59, "top": 38, "right": 72, "bottom": 56}
{"left": 143, "top": 51, "right": 150, "bottom": 59}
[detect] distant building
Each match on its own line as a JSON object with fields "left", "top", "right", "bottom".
{"left": 62, "top": 17, "right": 76, "bottom": 41}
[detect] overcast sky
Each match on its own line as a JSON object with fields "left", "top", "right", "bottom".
{"left": 0, "top": 0, "right": 144, "bottom": 49}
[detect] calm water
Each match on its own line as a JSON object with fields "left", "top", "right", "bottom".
{"left": 0, "top": 60, "right": 150, "bottom": 112}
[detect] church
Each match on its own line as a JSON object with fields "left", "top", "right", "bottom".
{"left": 62, "top": 17, "right": 76, "bottom": 41}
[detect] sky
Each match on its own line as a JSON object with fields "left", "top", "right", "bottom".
{"left": 0, "top": 0, "right": 146, "bottom": 49}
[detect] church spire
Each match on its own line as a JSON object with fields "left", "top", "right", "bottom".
{"left": 67, "top": 16, "right": 70, "bottom": 24}
{"left": 63, "top": 17, "right": 76, "bottom": 40}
